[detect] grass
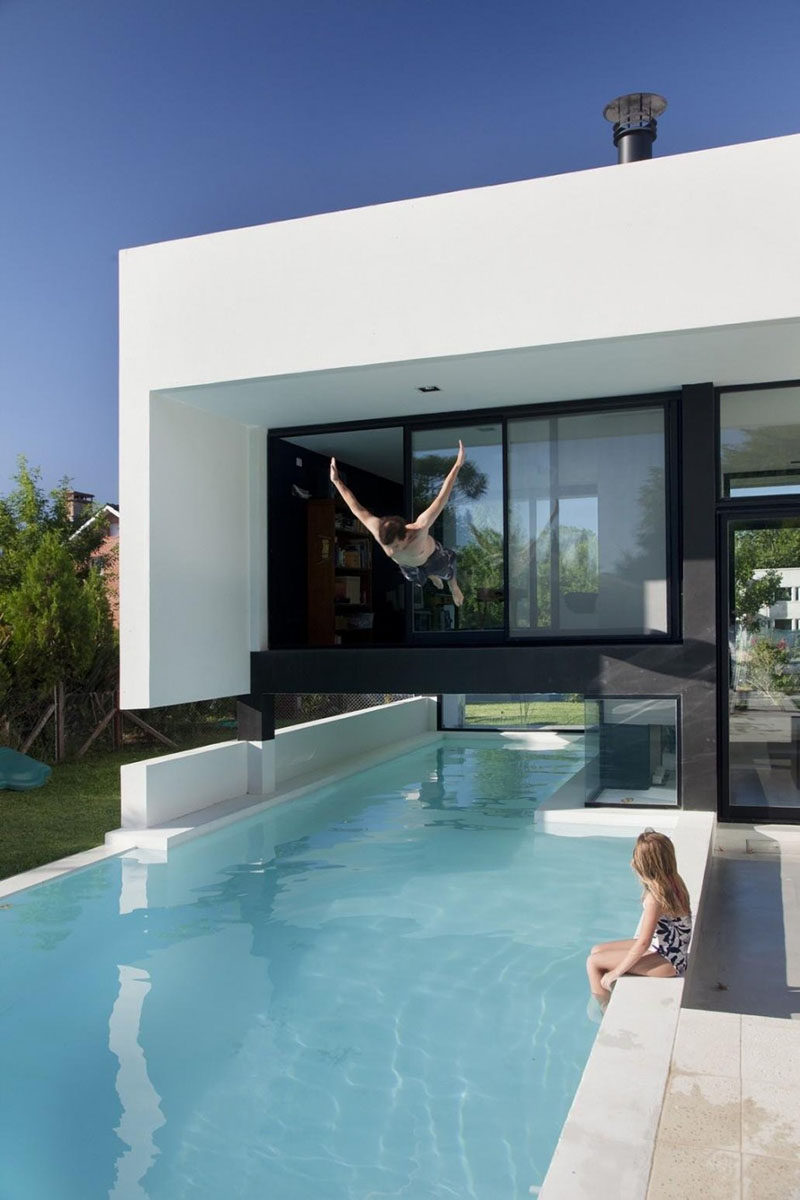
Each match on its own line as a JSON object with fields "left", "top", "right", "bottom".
{"left": 465, "top": 700, "right": 585, "bottom": 727}
{"left": 0, "top": 745, "right": 171, "bottom": 882}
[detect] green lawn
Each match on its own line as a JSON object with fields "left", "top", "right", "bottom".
{"left": 0, "top": 746, "right": 168, "bottom": 882}
{"left": 465, "top": 700, "right": 585, "bottom": 727}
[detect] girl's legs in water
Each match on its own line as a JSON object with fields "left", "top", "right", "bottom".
{"left": 586, "top": 941, "right": 676, "bottom": 1004}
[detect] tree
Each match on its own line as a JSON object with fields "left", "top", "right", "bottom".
{"left": 4, "top": 533, "right": 97, "bottom": 691}
{"left": 733, "top": 526, "right": 800, "bottom": 630}
{"left": 0, "top": 458, "right": 107, "bottom": 591}
{"left": 456, "top": 523, "right": 504, "bottom": 629}
{"left": 0, "top": 459, "right": 116, "bottom": 706}
{"left": 518, "top": 523, "right": 598, "bottom": 628}
{"left": 721, "top": 427, "right": 798, "bottom": 493}
{"left": 411, "top": 454, "right": 488, "bottom": 514}
{"left": 411, "top": 454, "right": 493, "bottom": 630}
{"left": 734, "top": 566, "right": 784, "bottom": 632}
{"left": 744, "top": 637, "right": 793, "bottom": 703}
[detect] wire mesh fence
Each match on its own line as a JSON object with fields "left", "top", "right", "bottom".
{"left": 1, "top": 690, "right": 238, "bottom": 764}
{"left": 274, "top": 693, "right": 416, "bottom": 730}
{"left": 1, "top": 689, "right": 417, "bottom": 764}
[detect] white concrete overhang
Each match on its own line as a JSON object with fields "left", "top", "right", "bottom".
{"left": 154, "top": 316, "right": 800, "bottom": 431}
{"left": 122, "top": 132, "right": 800, "bottom": 433}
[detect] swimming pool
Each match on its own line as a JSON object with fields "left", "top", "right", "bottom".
{"left": 0, "top": 736, "right": 639, "bottom": 1199}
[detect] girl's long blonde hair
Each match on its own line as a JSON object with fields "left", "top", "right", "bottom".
{"left": 632, "top": 830, "right": 690, "bottom": 917}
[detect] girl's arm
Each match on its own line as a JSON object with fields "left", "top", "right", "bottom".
{"left": 601, "top": 894, "right": 661, "bottom": 988}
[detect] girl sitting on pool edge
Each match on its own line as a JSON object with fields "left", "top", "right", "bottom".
{"left": 586, "top": 829, "right": 692, "bottom": 1014}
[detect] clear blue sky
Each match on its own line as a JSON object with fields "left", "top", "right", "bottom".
{"left": 2, "top": 0, "right": 799, "bottom": 503}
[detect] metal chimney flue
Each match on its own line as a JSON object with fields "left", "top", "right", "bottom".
{"left": 603, "top": 92, "right": 667, "bottom": 163}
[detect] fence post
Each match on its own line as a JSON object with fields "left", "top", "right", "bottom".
{"left": 55, "top": 681, "right": 66, "bottom": 763}
{"left": 113, "top": 688, "right": 123, "bottom": 749}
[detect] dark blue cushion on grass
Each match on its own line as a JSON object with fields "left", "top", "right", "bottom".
{"left": 0, "top": 747, "right": 52, "bottom": 791}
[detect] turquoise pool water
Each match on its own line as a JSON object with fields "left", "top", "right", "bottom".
{"left": 0, "top": 737, "right": 639, "bottom": 1199}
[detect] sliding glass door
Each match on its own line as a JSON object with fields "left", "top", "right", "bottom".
{"left": 722, "top": 512, "right": 800, "bottom": 819}
{"left": 274, "top": 392, "right": 674, "bottom": 647}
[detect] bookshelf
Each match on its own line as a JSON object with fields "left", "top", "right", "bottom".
{"left": 307, "top": 499, "right": 374, "bottom": 645}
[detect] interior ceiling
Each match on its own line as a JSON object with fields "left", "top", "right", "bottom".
{"left": 285, "top": 420, "right": 503, "bottom": 483}
{"left": 286, "top": 428, "right": 404, "bottom": 482}
{"left": 157, "top": 319, "right": 800, "bottom": 432}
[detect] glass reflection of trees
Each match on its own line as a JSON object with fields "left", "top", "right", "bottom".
{"left": 730, "top": 522, "right": 800, "bottom": 706}
{"left": 411, "top": 438, "right": 504, "bottom": 633}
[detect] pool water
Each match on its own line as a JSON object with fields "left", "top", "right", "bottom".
{"left": 0, "top": 737, "right": 639, "bottom": 1200}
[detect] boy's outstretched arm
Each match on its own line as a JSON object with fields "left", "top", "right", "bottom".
{"left": 407, "top": 441, "right": 465, "bottom": 532}
{"left": 329, "top": 458, "right": 381, "bottom": 539}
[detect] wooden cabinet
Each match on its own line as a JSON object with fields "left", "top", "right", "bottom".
{"left": 307, "top": 499, "right": 374, "bottom": 645}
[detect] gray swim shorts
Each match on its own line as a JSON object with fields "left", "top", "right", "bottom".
{"left": 398, "top": 541, "right": 457, "bottom": 585}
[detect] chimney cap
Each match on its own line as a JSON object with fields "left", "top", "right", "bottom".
{"left": 603, "top": 92, "right": 667, "bottom": 127}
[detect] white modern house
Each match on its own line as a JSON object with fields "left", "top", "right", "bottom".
{"left": 119, "top": 107, "right": 800, "bottom": 827}
{"left": 761, "top": 567, "right": 800, "bottom": 632}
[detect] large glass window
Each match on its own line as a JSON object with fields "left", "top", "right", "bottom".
{"left": 269, "top": 394, "right": 673, "bottom": 647}
{"left": 720, "top": 385, "right": 800, "bottom": 497}
{"left": 584, "top": 698, "right": 678, "bottom": 807}
{"left": 440, "top": 693, "right": 679, "bottom": 807}
{"left": 411, "top": 424, "right": 504, "bottom": 634}
{"left": 507, "top": 407, "right": 668, "bottom": 637}
{"left": 725, "top": 514, "right": 800, "bottom": 815}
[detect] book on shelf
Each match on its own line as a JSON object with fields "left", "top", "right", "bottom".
{"left": 334, "top": 541, "right": 370, "bottom": 569}
{"left": 335, "top": 612, "right": 374, "bottom": 631}
{"left": 334, "top": 576, "right": 362, "bottom": 604}
{"left": 334, "top": 511, "right": 371, "bottom": 536}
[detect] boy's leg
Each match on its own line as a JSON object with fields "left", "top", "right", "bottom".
{"left": 447, "top": 574, "right": 464, "bottom": 606}
{"left": 428, "top": 572, "right": 463, "bottom": 605}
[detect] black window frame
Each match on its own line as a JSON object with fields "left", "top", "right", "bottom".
{"left": 715, "top": 378, "right": 800, "bottom": 824}
{"left": 269, "top": 388, "right": 681, "bottom": 650}
{"left": 583, "top": 693, "right": 682, "bottom": 810}
{"left": 717, "top": 378, "right": 800, "bottom": 500}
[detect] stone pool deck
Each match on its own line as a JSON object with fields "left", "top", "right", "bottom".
{"left": 647, "top": 829, "right": 800, "bottom": 1200}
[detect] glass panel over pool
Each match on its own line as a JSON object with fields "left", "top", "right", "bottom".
{"left": 1, "top": 738, "right": 641, "bottom": 1200}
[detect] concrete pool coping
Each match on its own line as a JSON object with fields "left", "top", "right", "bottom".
{"left": 0, "top": 728, "right": 715, "bottom": 1198}
{"left": 539, "top": 808, "right": 715, "bottom": 1199}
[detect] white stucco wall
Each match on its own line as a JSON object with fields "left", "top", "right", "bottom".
{"left": 274, "top": 696, "right": 438, "bottom": 785}
{"left": 148, "top": 397, "right": 251, "bottom": 704}
{"left": 119, "top": 698, "right": 437, "bottom": 829}
{"left": 119, "top": 133, "right": 800, "bottom": 707}
{"left": 121, "top": 740, "right": 249, "bottom": 829}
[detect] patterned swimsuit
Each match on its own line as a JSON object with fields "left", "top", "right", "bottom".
{"left": 650, "top": 911, "right": 692, "bottom": 976}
